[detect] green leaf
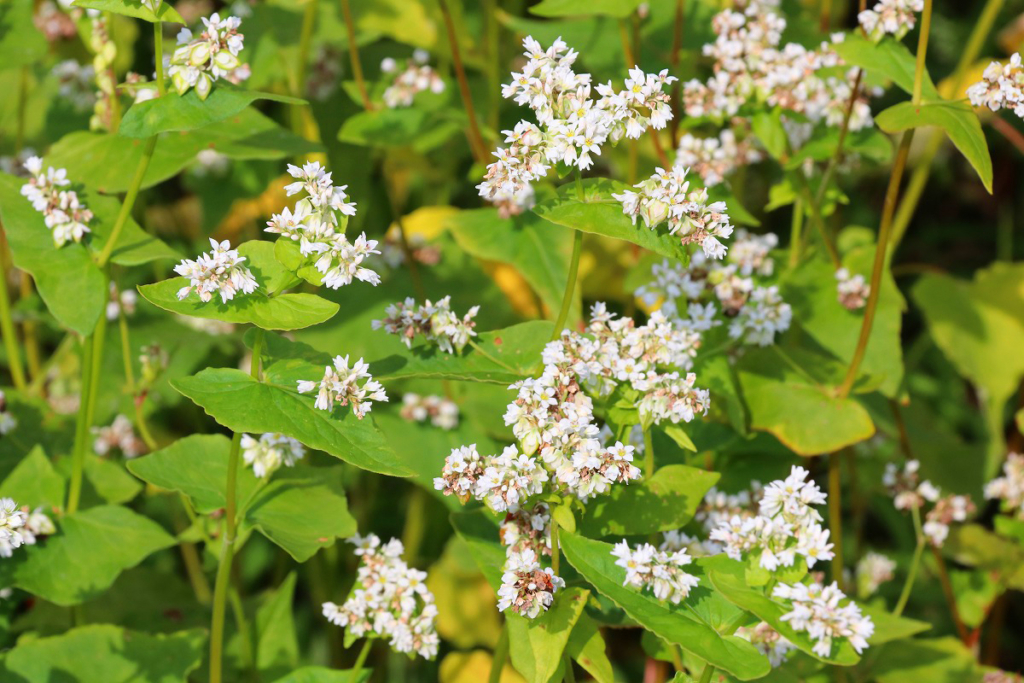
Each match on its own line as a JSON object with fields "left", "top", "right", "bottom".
{"left": 138, "top": 278, "right": 338, "bottom": 331}
{"left": 0, "top": 625, "right": 205, "bottom": 683}
{"left": 872, "top": 637, "right": 988, "bottom": 682}
{"left": 119, "top": 85, "right": 306, "bottom": 138}
{"left": 751, "top": 109, "right": 788, "bottom": 160}
{"left": 239, "top": 240, "right": 302, "bottom": 295}
{"left": 271, "top": 668, "right": 371, "bottom": 683}
{"left": 257, "top": 573, "right": 299, "bottom": 679}
{"left": 831, "top": 34, "right": 938, "bottom": 99}
{"left": 172, "top": 368, "right": 412, "bottom": 477}
{"left": 875, "top": 100, "right": 992, "bottom": 193}
{"left": 560, "top": 532, "right": 771, "bottom": 680}
{"left": 0, "top": 446, "right": 65, "bottom": 509}
{"left": 0, "top": 0, "right": 48, "bottom": 68}
{"left": 736, "top": 348, "right": 875, "bottom": 455}
{"left": 0, "top": 505, "right": 175, "bottom": 606}
{"left": 533, "top": 178, "right": 687, "bottom": 261}
{"left": 703, "top": 555, "right": 860, "bottom": 665}
{"left": 84, "top": 457, "right": 143, "bottom": 505}
{"left": 72, "top": 0, "right": 185, "bottom": 23}
{"left": 578, "top": 464, "right": 719, "bottom": 538}
{"left": 449, "top": 510, "right": 506, "bottom": 590}
{"left": 529, "top": 0, "right": 643, "bottom": 18}
{"left": 860, "top": 603, "right": 930, "bottom": 645}
{"left": 373, "top": 321, "right": 553, "bottom": 385}
{"left": 786, "top": 126, "right": 893, "bottom": 168}
{"left": 566, "top": 613, "right": 614, "bottom": 683}
{"left": 507, "top": 588, "right": 590, "bottom": 683}
{"left": 337, "top": 108, "right": 461, "bottom": 151}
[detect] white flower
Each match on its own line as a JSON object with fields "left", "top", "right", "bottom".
{"left": 736, "top": 622, "right": 795, "bottom": 668}
{"left": 968, "top": 54, "right": 1024, "bottom": 118}
{"left": 986, "top": 452, "right": 1024, "bottom": 517}
{"left": 372, "top": 297, "right": 479, "bottom": 354}
{"left": 297, "top": 355, "right": 387, "bottom": 419}
{"left": 858, "top": 0, "right": 924, "bottom": 41}
{"left": 836, "top": 268, "right": 870, "bottom": 310}
{"left": 676, "top": 129, "right": 761, "bottom": 187}
{"left": 174, "top": 238, "right": 258, "bottom": 303}
{"left": 854, "top": 552, "right": 896, "bottom": 599}
{"left": 923, "top": 494, "right": 975, "bottom": 548}
{"left": 241, "top": 433, "right": 305, "bottom": 478}
{"left": 382, "top": 54, "right": 445, "bottom": 108}
{"left": 92, "top": 415, "right": 146, "bottom": 458}
{"left": 169, "top": 12, "right": 248, "bottom": 99}
{"left": 497, "top": 548, "right": 565, "bottom": 619}
{"left": 0, "top": 498, "right": 29, "bottom": 559}
{"left": 400, "top": 393, "right": 459, "bottom": 430}
{"left": 106, "top": 283, "right": 137, "bottom": 321}
{"left": 20, "top": 157, "right": 93, "bottom": 248}
{"left": 611, "top": 539, "right": 700, "bottom": 604}
{"left": 773, "top": 581, "right": 874, "bottom": 657}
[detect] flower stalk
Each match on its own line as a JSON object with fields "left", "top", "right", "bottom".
{"left": 893, "top": 503, "right": 925, "bottom": 616}
{"left": 437, "top": 0, "right": 488, "bottom": 164}
{"left": 340, "top": 0, "right": 372, "bottom": 110}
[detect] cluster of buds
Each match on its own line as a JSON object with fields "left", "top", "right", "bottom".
{"left": 611, "top": 540, "right": 700, "bottom": 604}
{"left": 774, "top": 581, "right": 874, "bottom": 658}
{"left": 884, "top": 460, "right": 974, "bottom": 548}
{"left": 0, "top": 391, "right": 16, "bottom": 436}
{"left": 735, "top": 622, "right": 795, "bottom": 668}
{"left": 380, "top": 50, "right": 445, "bottom": 108}
{"left": 835, "top": 268, "right": 870, "bottom": 310}
{"left": 711, "top": 466, "right": 835, "bottom": 571}
{"left": 372, "top": 297, "right": 479, "bottom": 354}
{"left": 265, "top": 161, "right": 381, "bottom": 290}
{"left": 400, "top": 393, "right": 459, "bottom": 430}
{"left": 20, "top": 156, "right": 93, "bottom": 248}
{"left": 968, "top": 53, "right": 1024, "bottom": 119}
{"left": 497, "top": 547, "right": 565, "bottom": 619}
{"left": 985, "top": 453, "right": 1024, "bottom": 518}
{"left": 923, "top": 494, "right": 975, "bottom": 547}
{"left": 858, "top": 0, "right": 925, "bottom": 42}
{"left": 613, "top": 166, "right": 734, "bottom": 259}
{"left": 174, "top": 238, "right": 259, "bottom": 304}
{"left": 322, "top": 534, "right": 439, "bottom": 659}
{"left": 93, "top": 415, "right": 146, "bottom": 458}
{"left": 297, "top": 355, "right": 387, "bottom": 420}
{"left": 241, "top": 433, "right": 306, "bottom": 478}
{"left": 169, "top": 13, "right": 249, "bottom": 100}
{"left": 87, "top": 14, "right": 119, "bottom": 130}
{"left": 854, "top": 551, "right": 896, "bottom": 599}
{"left": 675, "top": 129, "right": 762, "bottom": 187}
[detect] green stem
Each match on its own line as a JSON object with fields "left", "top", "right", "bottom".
{"left": 488, "top": 626, "right": 510, "bottom": 683}
{"left": 911, "top": 0, "right": 933, "bottom": 106}
{"left": 296, "top": 0, "right": 317, "bottom": 98}
{"left": 229, "top": 587, "right": 255, "bottom": 675}
{"left": 209, "top": 430, "right": 242, "bottom": 683}
{"left": 153, "top": 21, "right": 166, "bottom": 97}
{"left": 340, "top": 0, "right": 372, "bottom": 110}
{"left": 698, "top": 663, "right": 716, "bottom": 683}
{"left": 349, "top": 639, "right": 373, "bottom": 682}
{"left": 814, "top": 69, "right": 863, "bottom": 211}
{"left": 797, "top": 176, "right": 841, "bottom": 269}
{"left": 550, "top": 514, "right": 560, "bottom": 576}
{"left": 643, "top": 427, "right": 655, "bottom": 478}
{"left": 562, "top": 652, "right": 577, "bottom": 683}
{"left": 551, "top": 174, "right": 584, "bottom": 342}
{"left": 96, "top": 137, "right": 157, "bottom": 268}
{"left": 828, "top": 452, "right": 844, "bottom": 589}
{"left": 894, "top": 504, "right": 925, "bottom": 616}
{"left": 438, "top": 0, "right": 488, "bottom": 164}
{"left": 67, "top": 314, "right": 107, "bottom": 514}
{"left": 788, "top": 197, "right": 804, "bottom": 269}
{"left": 0, "top": 242, "right": 27, "bottom": 391}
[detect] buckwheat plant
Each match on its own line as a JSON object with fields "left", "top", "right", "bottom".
{"left": 174, "top": 239, "right": 259, "bottom": 303}
{"left": 169, "top": 13, "right": 249, "bottom": 99}
{"left": 372, "top": 297, "right": 479, "bottom": 354}
{"left": 240, "top": 433, "right": 306, "bottom": 478}
{"left": 20, "top": 156, "right": 93, "bottom": 248}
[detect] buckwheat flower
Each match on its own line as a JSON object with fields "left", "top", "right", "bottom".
{"left": 434, "top": 445, "right": 487, "bottom": 501}
{"left": 835, "top": 268, "right": 870, "bottom": 310}
{"left": 611, "top": 540, "right": 700, "bottom": 604}
{"left": 372, "top": 297, "right": 479, "bottom": 354}
{"left": 400, "top": 393, "right": 459, "bottom": 430}
{"left": 985, "top": 453, "right": 1024, "bottom": 518}
{"left": 635, "top": 371, "right": 711, "bottom": 426}
{"left": 52, "top": 59, "right": 96, "bottom": 112}
{"left": 0, "top": 391, "right": 16, "bottom": 436}
{"left": 381, "top": 52, "right": 445, "bottom": 108}
{"left": 883, "top": 460, "right": 939, "bottom": 510}
{"left": 20, "top": 156, "right": 93, "bottom": 248}
{"left": 0, "top": 499, "right": 28, "bottom": 559}
{"left": 92, "top": 414, "right": 146, "bottom": 458}
{"left": 497, "top": 547, "right": 565, "bottom": 619}
{"left": 923, "top": 494, "right": 975, "bottom": 548}
{"left": 760, "top": 466, "right": 827, "bottom": 526}
{"left": 500, "top": 503, "right": 552, "bottom": 558}
{"left": 21, "top": 508, "right": 55, "bottom": 545}
{"left": 728, "top": 285, "right": 792, "bottom": 346}
{"left": 476, "top": 445, "right": 550, "bottom": 513}
{"left": 169, "top": 12, "right": 248, "bottom": 99}
{"left": 968, "top": 54, "right": 1024, "bottom": 119}
{"left": 855, "top": 552, "right": 896, "bottom": 599}
{"left": 106, "top": 283, "right": 137, "bottom": 321}
{"left": 675, "top": 129, "right": 761, "bottom": 187}
{"left": 240, "top": 433, "right": 305, "bottom": 478}
{"left": 174, "top": 238, "right": 258, "bottom": 304}
{"left": 297, "top": 355, "right": 387, "bottom": 419}
{"left": 773, "top": 581, "right": 874, "bottom": 657}
{"left": 736, "top": 622, "right": 795, "bottom": 668}
{"left": 323, "top": 534, "right": 439, "bottom": 659}
{"left": 858, "top": 0, "right": 924, "bottom": 42}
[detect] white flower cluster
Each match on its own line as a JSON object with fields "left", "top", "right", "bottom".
{"left": 985, "top": 452, "right": 1024, "bottom": 518}
{"left": 611, "top": 539, "right": 700, "bottom": 604}
{"left": 711, "top": 466, "right": 835, "bottom": 571}
{"left": 735, "top": 622, "right": 795, "bottom": 668}
{"left": 241, "top": 433, "right": 305, "bottom": 478}
{"left": 20, "top": 156, "right": 93, "bottom": 248}
{"left": 174, "top": 238, "right": 258, "bottom": 304}
{"left": 52, "top": 59, "right": 96, "bottom": 112}
{"left": 0, "top": 391, "right": 16, "bottom": 436}
{"left": 372, "top": 297, "right": 479, "bottom": 354}
{"left": 169, "top": 12, "right": 249, "bottom": 100}
{"left": 835, "top": 268, "right": 870, "bottom": 310}
{"left": 858, "top": 0, "right": 924, "bottom": 41}
{"left": 106, "top": 283, "right": 137, "bottom": 321}
{"left": 613, "top": 165, "right": 735, "bottom": 259}
{"left": 400, "top": 393, "right": 459, "bottom": 430}
{"left": 0, "top": 499, "right": 52, "bottom": 558}
{"left": 322, "top": 534, "right": 439, "bottom": 659}
{"left": 676, "top": 129, "right": 761, "bottom": 187}
{"left": 500, "top": 503, "right": 552, "bottom": 558}
{"left": 635, "top": 232, "right": 791, "bottom": 347}
{"left": 854, "top": 551, "right": 896, "bottom": 599}
{"left": 297, "top": 355, "right": 387, "bottom": 420}
{"left": 92, "top": 415, "right": 145, "bottom": 458}
{"left": 968, "top": 53, "right": 1024, "bottom": 119}
{"left": 498, "top": 547, "right": 565, "bottom": 619}
{"left": 381, "top": 49, "right": 445, "bottom": 108}
{"left": 683, "top": 1, "right": 872, "bottom": 131}
{"left": 478, "top": 36, "right": 676, "bottom": 209}
{"left": 883, "top": 460, "right": 973, "bottom": 547}
{"left": 923, "top": 494, "right": 975, "bottom": 548}
{"left": 773, "top": 581, "right": 874, "bottom": 658}
{"left": 265, "top": 161, "right": 381, "bottom": 290}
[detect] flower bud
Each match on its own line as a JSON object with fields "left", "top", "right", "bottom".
{"left": 639, "top": 199, "right": 669, "bottom": 228}
{"left": 172, "top": 70, "right": 190, "bottom": 95}
{"left": 195, "top": 72, "right": 212, "bottom": 100}
{"left": 189, "top": 42, "right": 211, "bottom": 66}
{"left": 213, "top": 50, "right": 239, "bottom": 70}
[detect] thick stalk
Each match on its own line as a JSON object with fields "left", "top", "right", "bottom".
{"left": 788, "top": 198, "right": 804, "bottom": 269}
{"left": 489, "top": 627, "right": 510, "bottom": 683}
{"left": 698, "top": 663, "right": 716, "bottom": 683}
{"left": 438, "top": 0, "right": 488, "bottom": 163}
{"left": 550, "top": 515, "right": 560, "bottom": 576}
{"left": 931, "top": 546, "right": 970, "bottom": 642}
{"left": 618, "top": 19, "right": 635, "bottom": 67}
{"left": 0, "top": 251, "right": 26, "bottom": 391}
{"left": 67, "top": 314, "right": 107, "bottom": 514}
{"left": 911, "top": 0, "right": 933, "bottom": 105}
{"left": 550, "top": 230, "right": 582, "bottom": 341}
{"left": 340, "top": 0, "right": 372, "bottom": 110}
{"left": 828, "top": 452, "right": 844, "bottom": 589}
{"left": 819, "top": 0, "right": 832, "bottom": 32}
{"left": 349, "top": 639, "right": 373, "bottom": 682}
{"left": 96, "top": 137, "right": 157, "bottom": 267}
{"left": 836, "top": 131, "right": 914, "bottom": 398}
{"left": 643, "top": 427, "right": 655, "bottom": 477}
{"left": 153, "top": 21, "right": 166, "bottom": 96}
{"left": 19, "top": 274, "right": 41, "bottom": 381}
{"left": 893, "top": 504, "right": 925, "bottom": 616}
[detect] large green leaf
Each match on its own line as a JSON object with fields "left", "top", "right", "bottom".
{"left": 257, "top": 573, "right": 299, "bottom": 679}
{"left": 565, "top": 612, "right": 614, "bottom": 683}
{"left": 337, "top": 107, "right": 462, "bottom": 152}
{"left": 172, "top": 368, "right": 412, "bottom": 477}
{"left": 860, "top": 603, "right": 929, "bottom": 645}
{"left": 0, "top": 625, "right": 205, "bottom": 683}
{"left": 832, "top": 34, "right": 938, "bottom": 99}
{"left": 872, "top": 637, "right": 988, "bottom": 683}
{"left": 559, "top": 532, "right": 771, "bottom": 680}
{"left": 83, "top": 456, "right": 143, "bottom": 505}
{"left": 119, "top": 85, "right": 305, "bottom": 138}
{"left": 875, "top": 100, "right": 992, "bottom": 193}
{"left": 72, "top": 0, "right": 185, "bottom": 23}
{"left": 508, "top": 587, "right": 590, "bottom": 683}
{"left": 703, "top": 555, "right": 859, "bottom": 665}
{"left": 0, "top": 446, "right": 65, "bottom": 509}
{"left": 138, "top": 279, "right": 338, "bottom": 331}
{"left": 578, "top": 464, "right": 719, "bottom": 538}
{"left": 0, "top": 505, "right": 175, "bottom": 606}
{"left": 529, "top": 0, "right": 644, "bottom": 18}
{"left": 533, "top": 178, "right": 687, "bottom": 260}
{"left": 736, "top": 348, "right": 875, "bottom": 455}
{"left": 373, "top": 321, "right": 553, "bottom": 385}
